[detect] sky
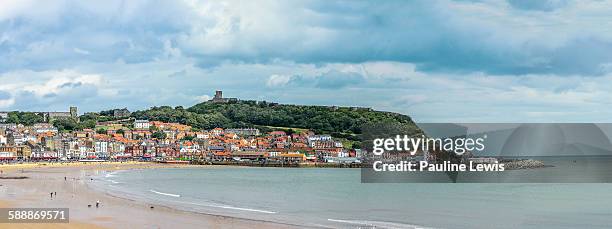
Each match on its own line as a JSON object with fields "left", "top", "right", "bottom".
{"left": 1, "top": 0, "right": 612, "bottom": 122}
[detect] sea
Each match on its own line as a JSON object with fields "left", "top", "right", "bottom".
{"left": 91, "top": 164, "right": 612, "bottom": 229}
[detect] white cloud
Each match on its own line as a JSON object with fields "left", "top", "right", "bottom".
{"left": 19, "top": 71, "right": 101, "bottom": 97}
{"left": 266, "top": 74, "right": 292, "bottom": 87}
{"left": 195, "top": 95, "right": 211, "bottom": 102}
{"left": 0, "top": 69, "right": 104, "bottom": 111}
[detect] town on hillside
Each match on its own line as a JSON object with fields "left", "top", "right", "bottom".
{"left": 0, "top": 105, "right": 363, "bottom": 165}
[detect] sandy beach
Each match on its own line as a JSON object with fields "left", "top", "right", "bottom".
{"left": 0, "top": 162, "right": 301, "bottom": 229}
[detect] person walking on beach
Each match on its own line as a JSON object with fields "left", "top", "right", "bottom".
{"left": 50, "top": 192, "right": 53, "bottom": 199}
{"left": 64, "top": 176, "right": 67, "bottom": 181}
{"left": 96, "top": 200, "right": 100, "bottom": 208}
{"left": 54, "top": 192, "right": 57, "bottom": 197}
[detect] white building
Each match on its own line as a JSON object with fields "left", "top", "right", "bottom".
{"left": 134, "top": 120, "right": 151, "bottom": 129}
{"left": 225, "top": 128, "right": 260, "bottom": 136}
{"left": 211, "top": 128, "right": 224, "bottom": 136}
{"left": 196, "top": 132, "right": 210, "bottom": 139}
{"left": 95, "top": 141, "right": 109, "bottom": 157}
{"left": 62, "top": 140, "right": 80, "bottom": 160}
{"left": 32, "top": 123, "right": 58, "bottom": 133}
{"left": 268, "top": 151, "right": 282, "bottom": 157}
{"left": 0, "top": 123, "right": 17, "bottom": 130}
{"left": 10, "top": 133, "right": 27, "bottom": 145}
{"left": 0, "top": 112, "right": 8, "bottom": 122}
{"left": 78, "top": 146, "right": 90, "bottom": 159}
{"left": 334, "top": 141, "right": 343, "bottom": 148}
{"left": 308, "top": 135, "right": 332, "bottom": 143}
{"left": 31, "top": 151, "right": 58, "bottom": 159}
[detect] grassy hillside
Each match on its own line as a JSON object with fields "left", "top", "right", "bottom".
{"left": 130, "top": 100, "right": 422, "bottom": 142}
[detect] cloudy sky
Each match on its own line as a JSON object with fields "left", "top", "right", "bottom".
{"left": 1, "top": 0, "right": 612, "bottom": 122}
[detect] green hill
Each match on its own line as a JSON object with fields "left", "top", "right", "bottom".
{"left": 130, "top": 100, "right": 422, "bottom": 142}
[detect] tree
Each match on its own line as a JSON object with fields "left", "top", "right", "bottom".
{"left": 152, "top": 131, "right": 167, "bottom": 139}
{"left": 96, "top": 128, "right": 107, "bottom": 135}
{"left": 5, "top": 112, "right": 20, "bottom": 124}
{"left": 99, "top": 109, "right": 114, "bottom": 116}
{"left": 182, "top": 135, "right": 195, "bottom": 141}
{"left": 79, "top": 113, "right": 99, "bottom": 123}
{"left": 53, "top": 119, "right": 79, "bottom": 132}
{"left": 21, "top": 112, "right": 44, "bottom": 125}
{"left": 4, "top": 112, "right": 44, "bottom": 125}
{"left": 186, "top": 101, "right": 418, "bottom": 136}
{"left": 78, "top": 119, "right": 96, "bottom": 130}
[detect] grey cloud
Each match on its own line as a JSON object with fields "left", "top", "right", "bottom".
{"left": 314, "top": 70, "right": 365, "bottom": 89}
{"left": 275, "top": 70, "right": 367, "bottom": 89}
{"left": 60, "top": 82, "right": 83, "bottom": 88}
{"left": 177, "top": 0, "right": 612, "bottom": 76}
{"left": 3, "top": 1, "right": 612, "bottom": 76}
{"left": 8, "top": 82, "right": 99, "bottom": 111}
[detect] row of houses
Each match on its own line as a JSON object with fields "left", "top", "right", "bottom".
{"left": 0, "top": 120, "right": 362, "bottom": 163}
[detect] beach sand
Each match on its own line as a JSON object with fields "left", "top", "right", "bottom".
{"left": 0, "top": 162, "right": 301, "bottom": 229}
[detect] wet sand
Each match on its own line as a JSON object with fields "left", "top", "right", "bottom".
{"left": 0, "top": 162, "right": 301, "bottom": 229}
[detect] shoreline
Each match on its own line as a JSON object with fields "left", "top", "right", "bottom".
{"left": 0, "top": 162, "right": 305, "bottom": 229}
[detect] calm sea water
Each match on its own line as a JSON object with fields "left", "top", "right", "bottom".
{"left": 91, "top": 166, "right": 612, "bottom": 229}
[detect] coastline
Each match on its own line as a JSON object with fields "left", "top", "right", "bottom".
{"left": 0, "top": 162, "right": 304, "bottom": 229}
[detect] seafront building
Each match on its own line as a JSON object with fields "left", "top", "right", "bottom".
{"left": 0, "top": 119, "right": 357, "bottom": 164}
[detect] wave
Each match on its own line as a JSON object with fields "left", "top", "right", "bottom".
{"left": 208, "top": 204, "right": 277, "bottom": 214}
{"left": 149, "top": 189, "right": 181, "bottom": 197}
{"left": 101, "top": 171, "right": 123, "bottom": 184}
{"left": 327, "top": 219, "right": 432, "bottom": 229}
{"left": 170, "top": 200, "right": 276, "bottom": 214}
{"left": 105, "top": 171, "right": 120, "bottom": 178}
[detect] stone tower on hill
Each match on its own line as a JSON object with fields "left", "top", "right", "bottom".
{"left": 209, "top": 90, "right": 238, "bottom": 103}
